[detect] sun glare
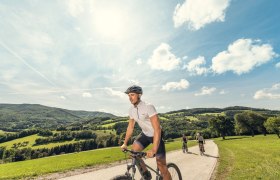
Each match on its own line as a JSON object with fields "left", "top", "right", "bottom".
{"left": 93, "top": 8, "right": 127, "bottom": 40}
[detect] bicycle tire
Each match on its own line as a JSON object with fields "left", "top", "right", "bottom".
{"left": 167, "top": 163, "right": 182, "bottom": 180}
{"left": 111, "top": 174, "right": 132, "bottom": 180}
{"left": 182, "top": 143, "right": 186, "bottom": 153}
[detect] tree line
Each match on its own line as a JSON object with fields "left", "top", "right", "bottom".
{"left": 0, "top": 129, "right": 39, "bottom": 143}
{"left": 0, "top": 134, "right": 120, "bottom": 163}
{"left": 35, "top": 130, "right": 97, "bottom": 145}
{"left": 112, "top": 110, "right": 280, "bottom": 140}
{"left": 209, "top": 111, "right": 280, "bottom": 139}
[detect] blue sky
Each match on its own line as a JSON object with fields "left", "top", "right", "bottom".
{"left": 0, "top": 0, "right": 280, "bottom": 116}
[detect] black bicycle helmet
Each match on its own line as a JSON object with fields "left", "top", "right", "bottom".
{"left": 124, "top": 85, "right": 143, "bottom": 94}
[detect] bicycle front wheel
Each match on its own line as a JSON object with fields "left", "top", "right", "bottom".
{"left": 111, "top": 174, "right": 132, "bottom": 180}
{"left": 167, "top": 163, "right": 182, "bottom": 180}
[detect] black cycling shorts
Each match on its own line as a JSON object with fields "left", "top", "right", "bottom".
{"left": 134, "top": 132, "right": 166, "bottom": 159}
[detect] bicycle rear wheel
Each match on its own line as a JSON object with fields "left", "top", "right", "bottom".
{"left": 111, "top": 174, "right": 132, "bottom": 180}
{"left": 167, "top": 163, "right": 182, "bottom": 180}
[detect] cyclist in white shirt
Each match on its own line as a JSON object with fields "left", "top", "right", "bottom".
{"left": 121, "top": 85, "right": 171, "bottom": 180}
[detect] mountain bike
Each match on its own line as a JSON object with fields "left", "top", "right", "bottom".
{"left": 199, "top": 142, "right": 205, "bottom": 156}
{"left": 111, "top": 149, "right": 182, "bottom": 180}
{"left": 182, "top": 141, "right": 188, "bottom": 153}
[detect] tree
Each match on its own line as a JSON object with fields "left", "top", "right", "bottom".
{"left": 209, "top": 115, "right": 234, "bottom": 139}
{"left": 264, "top": 117, "right": 280, "bottom": 138}
{"left": 234, "top": 111, "right": 266, "bottom": 136}
{"left": 248, "top": 111, "right": 267, "bottom": 136}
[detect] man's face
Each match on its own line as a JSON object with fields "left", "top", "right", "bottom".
{"left": 128, "top": 93, "right": 140, "bottom": 105}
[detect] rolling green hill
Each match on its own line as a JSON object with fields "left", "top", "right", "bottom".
{"left": 1, "top": 104, "right": 279, "bottom": 138}
{"left": 0, "top": 104, "right": 116, "bottom": 131}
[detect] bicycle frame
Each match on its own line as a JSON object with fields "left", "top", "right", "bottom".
{"left": 124, "top": 150, "right": 162, "bottom": 179}
{"left": 112, "top": 149, "right": 182, "bottom": 180}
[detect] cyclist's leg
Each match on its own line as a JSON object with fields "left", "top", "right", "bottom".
{"left": 156, "top": 157, "right": 171, "bottom": 180}
{"left": 133, "top": 133, "right": 151, "bottom": 178}
{"left": 156, "top": 139, "right": 171, "bottom": 180}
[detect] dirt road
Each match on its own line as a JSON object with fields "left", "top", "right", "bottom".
{"left": 58, "top": 140, "right": 218, "bottom": 180}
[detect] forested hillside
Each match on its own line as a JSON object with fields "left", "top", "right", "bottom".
{"left": 1, "top": 104, "right": 279, "bottom": 164}
{"left": 0, "top": 104, "right": 116, "bottom": 131}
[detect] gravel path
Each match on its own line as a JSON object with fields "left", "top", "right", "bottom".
{"left": 58, "top": 140, "right": 219, "bottom": 180}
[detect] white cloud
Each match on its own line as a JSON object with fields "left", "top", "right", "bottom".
{"left": 82, "top": 92, "right": 92, "bottom": 98}
{"left": 173, "top": 0, "right": 230, "bottom": 30}
{"left": 104, "top": 87, "right": 126, "bottom": 98}
{"left": 211, "top": 39, "right": 278, "bottom": 75}
{"left": 254, "top": 83, "right": 280, "bottom": 100}
{"left": 66, "top": 0, "right": 85, "bottom": 17}
{"left": 195, "top": 86, "right": 216, "bottom": 96}
{"left": 136, "top": 58, "right": 143, "bottom": 65}
{"left": 98, "top": 108, "right": 107, "bottom": 113}
{"left": 148, "top": 43, "right": 181, "bottom": 71}
{"left": 128, "top": 79, "right": 140, "bottom": 85}
{"left": 161, "top": 79, "right": 190, "bottom": 91}
{"left": 184, "top": 56, "right": 208, "bottom": 75}
{"left": 60, "top": 96, "right": 66, "bottom": 100}
{"left": 276, "top": 62, "right": 280, "bottom": 68}
{"left": 219, "top": 90, "right": 227, "bottom": 95}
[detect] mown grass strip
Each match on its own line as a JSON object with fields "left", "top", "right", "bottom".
{"left": 0, "top": 140, "right": 196, "bottom": 179}
{"left": 214, "top": 135, "right": 280, "bottom": 180}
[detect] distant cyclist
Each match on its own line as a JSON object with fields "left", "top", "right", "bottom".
{"left": 182, "top": 134, "right": 188, "bottom": 153}
{"left": 196, "top": 133, "right": 205, "bottom": 155}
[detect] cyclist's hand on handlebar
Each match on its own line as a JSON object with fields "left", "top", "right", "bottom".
{"left": 120, "top": 144, "right": 127, "bottom": 151}
{"left": 146, "top": 150, "right": 156, "bottom": 158}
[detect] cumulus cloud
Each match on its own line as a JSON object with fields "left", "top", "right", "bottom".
{"left": 66, "top": 0, "right": 85, "bottom": 17}
{"left": 136, "top": 58, "right": 143, "bottom": 65}
{"left": 254, "top": 83, "right": 280, "bottom": 100}
{"left": 173, "top": 0, "right": 230, "bottom": 30}
{"left": 161, "top": 79, "right": 190, "bottom": 91}
{"left": 219, "top": 90, "right": 227, "bottom": 95}
{"left": 104, "top": 87, "right": 126, "bottom": 98}
{"left": 276, "top": 62, "right": 280, "bottom": 68}
{"left": 195, "top": 86, "right": 216, "bottom": 96}
{"left": 82, "top": 92, "right": 92, "bottom": 98}
{"left": 148, "top": 43, "right": 181, "bottom": 71}
{"left": 211, "top": 39, "right": 278, "bottom": 75}
{"left": 60, "top": 96, "right": 66, "bottom": 100}
{"left": 184, "top": 56, "right": 208, "bottom": 75}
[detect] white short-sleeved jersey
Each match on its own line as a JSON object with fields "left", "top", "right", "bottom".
{"left": 129, "top": 101, "right": 157, "bottom": 137}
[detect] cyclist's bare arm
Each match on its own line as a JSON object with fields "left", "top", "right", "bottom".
{"left": 121, "top": 119, "right": 135, "bottom": 149}
{"left": 146, "top": 114, "right": 161, "bottom": 158}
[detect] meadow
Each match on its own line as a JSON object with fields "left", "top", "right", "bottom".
{"left": 0, "top": 130, "right": 115, "bottom": 150}
{"left": 214, "top": 135, "right": 280, "bottom": 179}
{"left": 0, "top": 139, "right": 196, "bottom": 179}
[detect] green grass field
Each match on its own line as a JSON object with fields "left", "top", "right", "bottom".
{"left": 0, "top": 130, "right": 116, "bottom": 150}
{"left": 186, "top": 116, "right": 199, "bottom": 121}
{"left": 0, "top": 134, "right": 40, "bottom": 149}
{"left": 100, "top": 122, "right": 116, "bottom": 128}
{"left": 0, "top": 134, "right": 85, "bottom": 150}
{"left": 201, "top": 112, "right": 225, "bottom": 116}
{"left": 214, "top": 135, "right": 280, "bottom": 179}
{"left": 0, "top": 139, "right": 196, "bottom": 179}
